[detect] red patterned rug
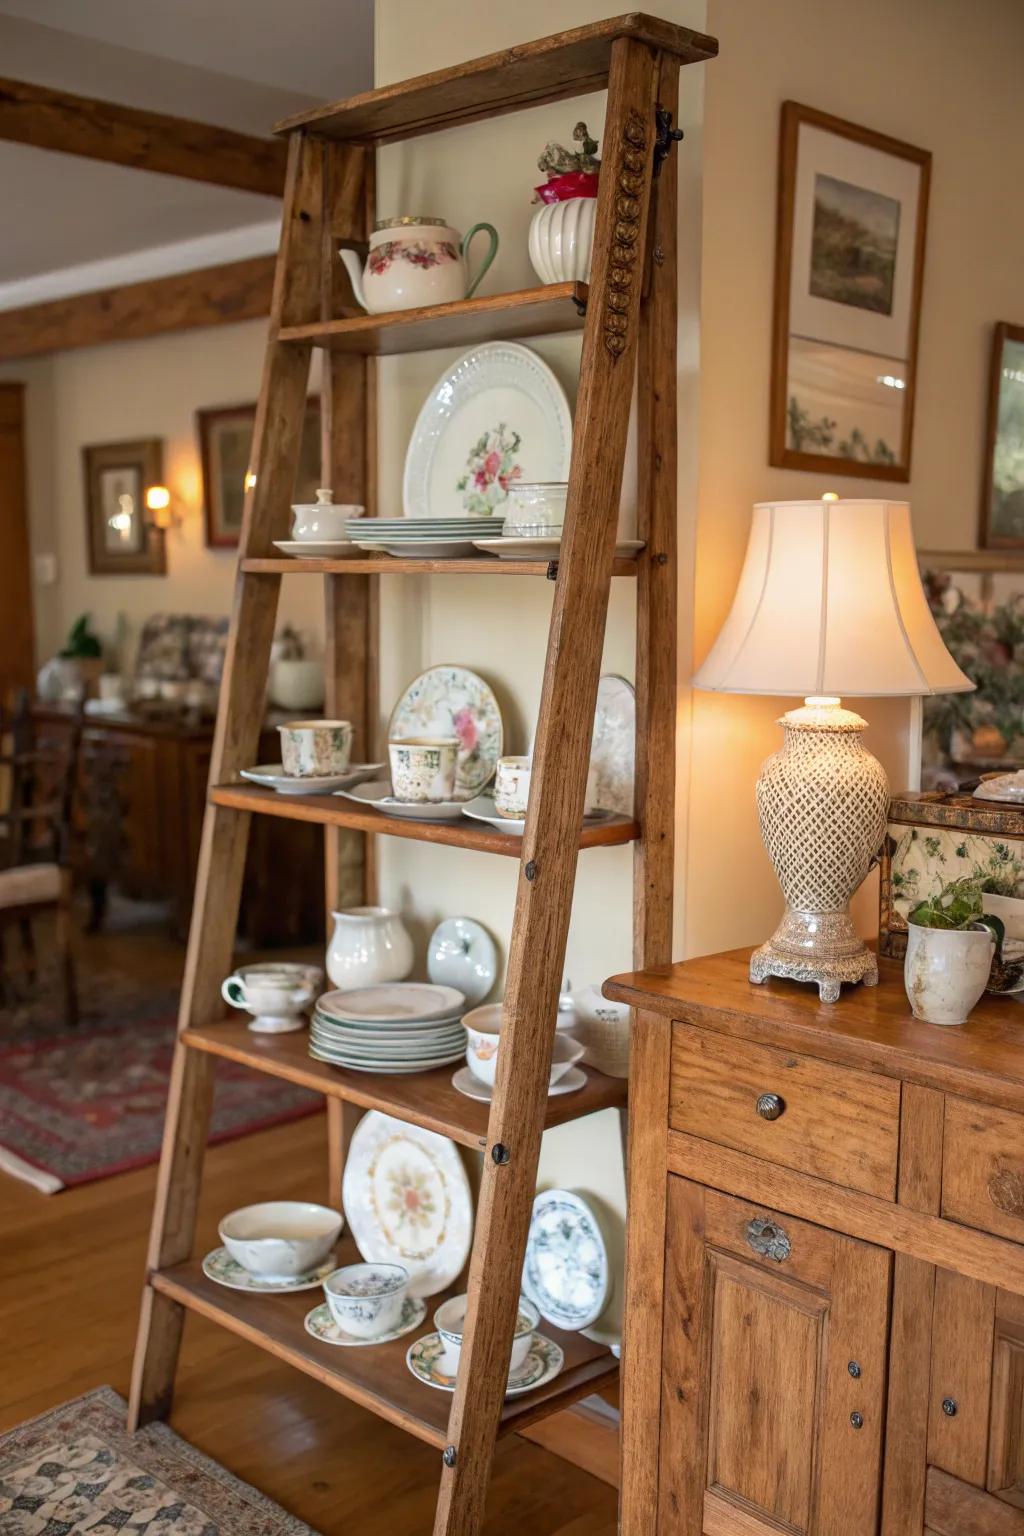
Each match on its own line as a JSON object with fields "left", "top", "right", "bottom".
{"left": 0, "top": 971, "right": 321, "bottom": 1193}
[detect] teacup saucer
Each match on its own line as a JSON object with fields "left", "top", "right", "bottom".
{"left": 304, "top": 1296, "right": 426, "bottom": 1347}
{"left": 451, "top": 1064, "right": 586, "bottom": 1102}
{"left": 240, "top": 763, "right": 384, "bottom": 796}
{"left": 335, "top": 780, "right": 467, "bottom": 822}
{"left": 202, "top": 1246, "right": 336, "bottom": 1294}
{"left": 273, "top": 540, "right": 369, "bottom": 559}
{"left": 406, "top": 1331, "right": 564, "bottom": 1396}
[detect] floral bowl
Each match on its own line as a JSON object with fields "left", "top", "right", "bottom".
{"left": 219, "top": 1201, "right": 343, "bottom": 1280}
{"left": 323, "top": 1261, "right": 409, "bottom": 1339}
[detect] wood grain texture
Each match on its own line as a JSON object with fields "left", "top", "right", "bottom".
{"left": 669, "top": 1023, "right": 900, "bottom": 1198}
{"left": 657, "top": 1178, "right": 709, "bottom": 1534}
{"left": 928, "top": 1269, "right": 996, "bottom": 1486}
{"left": 280, "top": 282, "right": 587, "bottom": 354}
{"left": 244, "top": 555, "right": 641, "bottom": 577}
{"left": 926, "top": 1467, "right": 1024, "bottom": 1535}
{"left": 517, "top": 1403, "right": 620, "bottom": 1489}
{"left": 667, "top": 1128, "right": 1024, "bottom": 1294}
{"left": 0, "top": 75, "right": 287, "bottom": 193}
{"left": 276, "top": 14, "right": 717, "bottom": 142}
{"left": 881, "top": 1083, "right": 944, "bottom": 1536}
{"left": 604, "top": 950, "right": 1024, "bottom": 1114}
{"left": 0, "top": 256, "right": 275, "bottom": 363}
{"left": 943, "top": 1097, "right": 1024, "bottom": 1244}
{"left": 434, "top": 40, "right": 661, "bottom": 1536}
{"left": 989, "top": 1292, "right": 1024, "bottom": 1508}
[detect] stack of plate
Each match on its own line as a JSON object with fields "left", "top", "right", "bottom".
{"left": 345, "top": 517, "right": 504, "bottom": 560}
{"left": 310, "top": 982, "right": 467, "bottom": 1074}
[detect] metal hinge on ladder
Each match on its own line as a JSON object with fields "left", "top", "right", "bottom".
{"left": 653, "top": 107, "right": 684, "bottom": 177}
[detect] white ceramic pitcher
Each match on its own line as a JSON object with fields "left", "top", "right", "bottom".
{"left": 340, "top": 216, "right": 498, "bottom": 314}
{"left": 326, "top": 906, "right": 414, "bottom": 990}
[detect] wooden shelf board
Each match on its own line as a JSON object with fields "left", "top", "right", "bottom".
{"left": 209, "top": 782, "right": 639, "bottom": 854}
{"left": 152, "top": 1253, "right": 618, "bottom": 1449}
{"left": 275, "top": 14, "right": 717, "bottom": 144}
{"left": 242, "top": 554, "right": 638, "bottom": 578}
{"left": 182, "top": 1018, "right": 626, "bottom": 1150}
{"left": 278, "top": 283, "right": 587, "bottom": 355}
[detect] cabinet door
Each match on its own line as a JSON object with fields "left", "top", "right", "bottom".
{"left": 659, "top": 1178, "right": 891, "bottom": 1535}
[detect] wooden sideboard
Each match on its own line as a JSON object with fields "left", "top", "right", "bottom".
{"left": 608, "top": 950, "right": 1024, "bottom": 1536}
{"left": 34, "top": 704, "right": 325, "bottom": 945}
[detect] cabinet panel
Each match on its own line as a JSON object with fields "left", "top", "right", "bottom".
{"left": 943, "top": 1098, "right": 1024, "bottom": 1245}
{"left": 659, "top": 1178, "right": 891, "bottom": 1535}
{"left": 928, "top": 1269, "right": 995, "bottom": 1486}
{"left": 990, "top": 1291, "right": 1024, "bottom": 1511}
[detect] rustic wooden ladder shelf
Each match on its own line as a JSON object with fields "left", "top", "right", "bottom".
{"left": 129, "top": 13, "right": 717, "bottom": 1534}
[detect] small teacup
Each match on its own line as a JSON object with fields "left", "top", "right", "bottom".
{"left": 292, "top": 489, "right": 365, "bottom": 542}
{"left": 504, "top": 481, "right": 568, "bottom": 539}
{"left": 388, "top": 737, "right": 459, "bottom": 803}
{"left": 435, "top": 1293, "right": 539, "bottom": 1378}
{"left": 221, "top": 962, "right": 320, "bottom": 1034}
{"left": 494, "top": 756, "right": 531, "bottom": 818}
{"left": 279, "top": 719, "right": 353, "bottom": 777}
{"left": 323, "top": 1262, "right": 408, "bottom": 1339}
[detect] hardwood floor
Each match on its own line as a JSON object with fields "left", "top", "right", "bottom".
{"left": 0, "top": 920, "right": 617, "bottom": 1534}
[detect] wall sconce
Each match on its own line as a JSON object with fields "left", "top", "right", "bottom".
{"left": 145, "top": 484, "right": 183, "bottom": 532}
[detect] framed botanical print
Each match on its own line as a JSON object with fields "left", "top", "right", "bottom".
{"left": 979, "top": 322, "right": 1024, "bottom": 548}
{"left": 198, "top": 399, "right": 321, "bottom": 548}
{"left": 83, "top": 438, "right": 165, "bottom": 575}
{"left": 770, "top": 102, "right": 931, "bottom": 480}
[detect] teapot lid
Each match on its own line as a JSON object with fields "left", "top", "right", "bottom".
{"left": 374, "top": 214, "right": 446, "bottom": 231}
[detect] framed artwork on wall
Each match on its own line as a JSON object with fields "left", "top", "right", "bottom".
{"left": 197, "top": 398, "right": 321, "bottom": 548}
{"left": 770, "top": 101, "right": 931, "bottom": 481}
{"left": 83, "top": 438, "right": 165, "bottom": 575}
{"left": 979, "top": 321, "right": 1024, "bottom": 549}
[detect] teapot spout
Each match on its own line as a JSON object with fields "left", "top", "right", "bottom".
{"left": 338, "top": 247, "right": 367, "bottom": 310}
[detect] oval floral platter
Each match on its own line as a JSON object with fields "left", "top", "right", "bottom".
{"left": 402, "top": 341, "right": 572, "bottom": 521}
{"left": 389, "top": 664, "right": 503, "bottom": 800}
{"left": 341, "top": 1111, "right": 473, "bottom": 1298}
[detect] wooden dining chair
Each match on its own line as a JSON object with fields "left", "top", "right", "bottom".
{"left": 0, "top": 693, "right": 81, "bottom": 1023}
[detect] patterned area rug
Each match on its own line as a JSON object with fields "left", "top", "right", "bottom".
{"left": 0, "top": 963, "right": 320, "bottom": 1192}
{"left": 0, "top": 1385, "right": 316, "bottom": 1533}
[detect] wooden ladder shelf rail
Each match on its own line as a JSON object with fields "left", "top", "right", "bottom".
{"left": 128, "top": 14, "right": 717, "bottom": 1536}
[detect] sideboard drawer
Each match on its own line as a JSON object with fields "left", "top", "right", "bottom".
{"left": 942, "top": 1097, "right": 1024, "bottom": 1243}
{"left": 670, "top": 1023, "right": 901, "bottom": 1199}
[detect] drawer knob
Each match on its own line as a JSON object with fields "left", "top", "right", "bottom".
{"left": 746, "top": 1215, "right": 791, "bottom": 1262}
{"left": 756, "top": 1092, "right": 786, "bottom": 1122}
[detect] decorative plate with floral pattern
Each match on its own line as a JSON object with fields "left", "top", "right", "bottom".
{"left": 389, "top": 665, "right": 503, "bottom": 799}
{"left": 342, "top": 1111, "right": 473, "bottom": 1298}
{"left": 522, "top": 1189, "right": 610, "bottom": 1330}
{"left": 403, "top": 342, "right": 572, "bottom": 520}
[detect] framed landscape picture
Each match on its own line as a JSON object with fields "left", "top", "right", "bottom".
{"left": 198, "top": 399, "right": 321, "bottom": 548}
{"left": 770, "top": 102, "right": 931, "bottom": 480}
{"left": 979, "top": 322, "right": 1024, "bottom": 548}
{"left": 83, "top": 438, "right": 165, "bottom": 575}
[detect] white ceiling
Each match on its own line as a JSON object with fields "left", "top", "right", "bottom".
{"left": 0, "top": 0, "right": 374, "bottom": 299}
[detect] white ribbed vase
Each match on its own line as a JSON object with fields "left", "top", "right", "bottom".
{"left": 751, "top": 699, "right": 890, "bottom": 1002}
{"left": 528, "top": 197, "right": 596, "bottom": 285}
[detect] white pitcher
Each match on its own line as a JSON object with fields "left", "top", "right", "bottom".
{"left": 327, "top": 906, "right": 414, "bottom": 990}
{"left": 339, "top": 216, "right": 498, "bottom": 314}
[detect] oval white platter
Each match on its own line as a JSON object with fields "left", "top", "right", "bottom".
{"left": 389, "top": 664, "right": 503, "bottom": 801}
{"left": 342, "top": 1112, "right": 473, "bottom": 1297}
{"left": 334, "top": 780, "right": 467, "bottom": 822}
{"left": 521, "top": 1189, "right": 611, "bottom": 1331}
{"left": 403, "top": 341, "right": 571, "bottom": 521}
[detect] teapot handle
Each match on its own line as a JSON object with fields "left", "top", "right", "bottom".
{"left": 462, "top": 223, "right": 499, "bottom": 299}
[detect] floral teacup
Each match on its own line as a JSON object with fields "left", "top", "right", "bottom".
{"left": 323, "top": 1262, "right": 409, "bottom": 1339}
{"left": 279, "top": 719, "right": 353, "bottom": 777}
{"left": 389, "top": 737, "right": 458, "bottom": 803}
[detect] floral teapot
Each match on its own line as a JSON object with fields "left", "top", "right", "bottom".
{"left": 340, "top": 215, "right": 498, "bottom": 314}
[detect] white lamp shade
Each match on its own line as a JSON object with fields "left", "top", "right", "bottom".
{"left": 693, "top": 499, "right": 973, "bottom": 698}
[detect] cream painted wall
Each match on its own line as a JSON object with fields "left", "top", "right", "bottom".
{"left": 685, "top": 0, "right": 1024, "bottom": 958}
{"left": 3, "top": 320, "right": 324, "bottom": 671}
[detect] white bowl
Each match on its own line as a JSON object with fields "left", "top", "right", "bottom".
{"left": 462, "top": 1005, "right": 584, "bottom": 1089}
{"left": 435, "top": 1292, "right": 539, "bottom": 1376}
{"left": 218, "top": 1201, "right": 342, "bottom": 1280}
{"left": 323, "top": 1261, "right": 408, "bottom": 1338}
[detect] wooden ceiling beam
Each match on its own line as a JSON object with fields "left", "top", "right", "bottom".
{"left": 0, "top": 76, "right": 288, "bottom": 197}
{"left": 0, "top": 255, "right": 275, "bottom": 361}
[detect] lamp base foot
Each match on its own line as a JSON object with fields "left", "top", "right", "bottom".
{"left": 749, "top": 907, "right": 877, "bottom": 1004}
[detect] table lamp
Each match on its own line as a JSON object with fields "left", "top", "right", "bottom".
{"left": 693, "top": 498, "right": 973, "bottom": 1002}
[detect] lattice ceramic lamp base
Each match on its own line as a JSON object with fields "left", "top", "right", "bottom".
{"left": 751, "top": 698, "right": 889, "bottom": 1002}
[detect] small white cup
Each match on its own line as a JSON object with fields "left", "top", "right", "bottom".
{"left": 504, "top": 482, "right": 568, "bottom": 538}
{"left": 292, "top": 489, "right": 365, "bottom": 542}
{"left": 323, "top": 1262, "right": 408, "bottom": 1339}
{"left": 494, "top": 756, "right": 531, "bottom": 818}
{"left": 279, "top": 719, "right": 353, "bottom": 777}
{"left": 435, "top": 1293, "right": 539, "bottom": 1377}
{"left": 389, "top": 737, "right": 459, "bottom": 803}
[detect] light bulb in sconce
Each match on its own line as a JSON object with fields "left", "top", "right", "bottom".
{"left": 145, "top": 484, "right": 172, "bottom": 529}
{"left": 244, "top": 471, "right": 257, "bottom": 491}
{"left": 821, "top": 490, "right": 840, "bottom": 502}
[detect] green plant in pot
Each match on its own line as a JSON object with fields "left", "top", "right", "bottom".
{"left": 57, "top": 613, "right": 104, "bottom": 697}
{"left": 904, "top": 878, "right": 1005, "bottom": 1025}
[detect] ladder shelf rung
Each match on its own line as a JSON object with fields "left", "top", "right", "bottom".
{"left": 182, "top": 1020, "right": 627, "bottom": 1150}
{"left": 278, "top": 283, "right": 587, "bottom": 356}
{"left": 243, "top": 555, "right": 640, "bottom": 577}
{"left": 150, "top": 1255, "right": 618, "bottom": 1448}
{"left": 210, "top": 783, "right": 640, "bottom": 854}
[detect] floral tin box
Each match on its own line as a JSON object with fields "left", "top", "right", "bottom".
{"left": 879, "top": 789, "right": 1024, "bottom": 958}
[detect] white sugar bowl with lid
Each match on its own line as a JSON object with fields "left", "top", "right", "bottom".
{"left": 339, "top": 216, "right": 499, "bottom": 313}
{"left": 504, "top": 482, "right": 568, "bottom": 539}
{"left": 292, "top": 488, "right": 364, "bottom": 542}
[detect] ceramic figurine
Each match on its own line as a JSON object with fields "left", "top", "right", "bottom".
{"left": 340, "top": 217, "right": 498, "bottom": 313}
{"left": 529, "top": 122, "right": 600, "bottom": 285}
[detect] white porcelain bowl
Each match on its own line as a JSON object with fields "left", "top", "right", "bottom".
{"left": 435, "top": 1292, "right": 539, "bottom": 1376}
{"left": 462, "top": 1005, "right": 584, "bottom": 1089}
{"left": 323, "top": 1261, "right": 408, "bottom": 1339}
{"left": 218, "top": 1201, "right": 342, "bottom": 1280}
